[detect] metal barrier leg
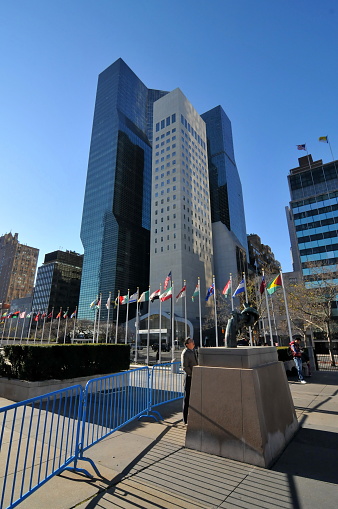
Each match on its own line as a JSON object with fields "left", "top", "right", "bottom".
{"left": 64, "top": 456, "right": 101, "bottom": 478}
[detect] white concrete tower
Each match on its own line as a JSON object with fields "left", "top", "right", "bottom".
{"left": 149, "top": 89, "right": 213, "bottom": 336}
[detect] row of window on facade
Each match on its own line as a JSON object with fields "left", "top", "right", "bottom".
{"left": 291, "top": 190, "right": 338, "bottom": 212}
{"left": 155, "top": 114, "right": 177, "bottom": 132}
{"left": 180, "top": 114, "right": 206, "bottom": 151}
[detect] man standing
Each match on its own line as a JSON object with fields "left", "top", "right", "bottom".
{"left": 290, "top": 337, "right": 306, "bottom": 384}
{"left": 181, "top": 337, "right": 198, "bottom": 424}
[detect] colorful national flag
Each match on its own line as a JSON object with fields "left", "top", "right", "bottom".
{"left": 297, "top": 144, "right": 306, "bottom": 151}
{"left": 90, "top": 299, "right": 97, "bottom": 309}
{"left": 222, "top": 280, "right": 231, "bottom": 298}
{"left": 1, "top": 312, "right": 8, "bottom": 318}
{"left": 164, "top": 271, "right": 172, "bottom": 290}
{"left": 106, "top": 296, "right": 111, "bottom": 309}
{"left": 138, "top": 290, "right": 149, "bottom": 303}
{"left": 260, "top": 276, "right": 266, "bottom": 295}
{"left": 160, "top": 286, "right": 173, "bottom": 302}
{"left": 96, "top": 299, "right": 101, "bottom": 309}
{"left": 47, "top": 311, "right": 53, "bottom": 319}
{"left": 71, "top": 310, "right": 77, "bottom": 318}
{"left": 34, "top": 312, "right": 40, "bottom": 322}
{"left": 63, "top": 310, "right": 68, "bottom": 319}
{"left": 12, "top": 311, "right": 20, "bottom": 317}
{"left": 150, "top": 289, "right": 161, "bottom": 302}
{"left": 56, "top": 310, "right": 62, "bottom": 319}
{"left": 129, "top": 292, "right": 138, "bottom": 303}
{"left": 267, "top": 274, "right": 282, "bottom": 295}
{"left": 319, "top": 136, "right": 328, "bottom": 143}
{"left": 176, "top": 285, "right": 186, "bottom": 302}
{"left": 119, "top": 294, "right": 129, "bottom": 305}
{"left": 26, "top": 312, "right": 32, "bottom": 318}
{"left": 41, "top": 312, "right": 47, "bottom": 319}
{"left": 191, "top": 283, "right": 200, "bottom": 302}
{"left": 233, "top": 279, "right": 245, "bottom": 297}
{"left": 205, "top": 283, "right": 214, "bottom": 301}
{"left": 19, "top": 311, "right": 26, "bottom": 319}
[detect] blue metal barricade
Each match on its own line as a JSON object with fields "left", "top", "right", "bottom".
{"left": 0, "top": 385, "right": 83, "bottom": 509}
{"left": 150, "top": 362, "right": 184, "bottom": 410}
{"left": 79, "top": 366, "right": 150, "bottom": 454}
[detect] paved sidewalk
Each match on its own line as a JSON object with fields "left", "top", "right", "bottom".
{"left": 11, "top": 371, "right": 338, "bottom": 508}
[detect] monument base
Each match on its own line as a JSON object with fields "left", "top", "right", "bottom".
{"left": 185, "top": 347, "right": 298, "bottom": 468}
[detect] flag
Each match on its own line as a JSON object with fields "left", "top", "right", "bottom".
{"left": 71, "top": 310, "right": 77, "bottom": 318}
{"left": 34, "top": 312, "right": 40, "bottom": 322}
{"left": 222, "top": 280, "right": 231, "bottom": 298}
{"left": 26, "top": 312, "right": 32, "bottom": 318}
{"left": 47, "top": 311, "right": 53, "bottom": 319}
{"left": 297, "top": 144, "right": 306, "bottom": 150}
{"left": 267, "top": 274, "right": 282, "bottom": 295}
{"left": 12, "top": 311, "right": 20, "bottom": 317}
{"left": 138, "top": 290, "right": 149, "bottom": 303}
{"left": 176, "top": 285, "right": 186, "bottom": 302}
{"left": 129, "top": 292, "right": 138, "bottom": 303}
{"left": 319, "top": 136, "right": 328, "bottom": 143}
{"left": 63, "top": 310, "right": 68, "bottom": 319}
{"left": 205, "top": 283, "right": 214, "bottom": 301}
{"left": 106, "top": 296, "right": 111, "bottom": 309}
{"left": 119, "top": 294, "right": 129, "bottom": 305}
{"left": 191, "top": 283, "right": 200, "bottom": 302}
{"left": 7, "top": 313, "right": 13, "bottom": 319}
{"left": 233, "top": 279, "right": 245, "bottom": 297}
{"left": 150, "top": 289, "right": 161, "bottom": 302}
{"left": 164, "top": 271, "right": 171, "bottom": 290}
{"left": 96, "top": 299, "right": 101, "bottom": 309}
{"left": 41, "top": 312, "right": 47, "bottom": 319}
{"left": 260, "top": 276, "right": 266, "bottom": 295}
{"left": 90, "top": 299, "right": 97, "bottom": 308}
{"left": 56, "top": 311, "right": 61, "bottom": 319}
{"left": 1, "top": 312, "right": 8, "bottom": 318}
{"left": 160, "top": 286, "right": 173, "bottom": 302}
{"left": 19, "top": 311, "right": 26, "bottom": 319}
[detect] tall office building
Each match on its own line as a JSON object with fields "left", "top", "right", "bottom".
{"left": 201, "top": 106, "right": 247, "bottom": 286}
{"left": 149, "top": 89, "right": 213, "bottom": 332}
{"left": 0, "top": 233, "right": 39, "bottom": 305}
{"left": 32, "top": 250, "right": 83, "bottom": 314}
{"left": 78, "top": 58, "right": 167, "bottom": 320}
{"left": 286, "top": 154, "right": 338, "bottom": 279}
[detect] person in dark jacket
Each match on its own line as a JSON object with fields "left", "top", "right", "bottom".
{"left": 181, "top": 337, "right": 198, "bottom": 424}
{"left": 290, "top": 338, "right": 306, "bottom": 384}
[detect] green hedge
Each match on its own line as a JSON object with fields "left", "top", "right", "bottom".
{"left": 0, "top": 344, "right": 130, "bottom": 381}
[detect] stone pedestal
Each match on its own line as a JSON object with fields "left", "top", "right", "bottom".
{"left": 185, "top": 347, "right": 298, "bottom": 468}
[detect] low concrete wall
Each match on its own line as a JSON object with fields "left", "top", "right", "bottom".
{"left": 0, "top": 373, "right": 116, "bottom": 403}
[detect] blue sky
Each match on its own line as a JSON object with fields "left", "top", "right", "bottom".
{"left": 1, "top": 0, "right": 337, "bottom": 276}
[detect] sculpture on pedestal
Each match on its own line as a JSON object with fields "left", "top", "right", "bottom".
{"left": 225, "top": 303, "right": 259, "bottom": 347}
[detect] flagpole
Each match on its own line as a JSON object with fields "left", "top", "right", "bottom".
{"left": 106, "top": 293, "right": 111, "bottom": 343}
{"left": 159, "top": 283, "right": 162, "bottom": 363}
{"left": 73, "top": 306, "right": 77, "bottom": 342}
{"left": 230, "top": 274, "right": 234, "bottom": 311}
{"left": 198, "top": 278, "right": 202, "bottom": 347}
{"left": 184, "top": 279, "right": 187, "bottom": 339}
{"left": 213, "top": 275, "right": 218, "bottom": 347}
{"left": 14, "top": 314, "right": 20, "bottom": 341}
{"left": 327, "top": 136, "right": 335, "bottom": 160}
{"left": 57, "top": 307, "right": 62, "bottom": 343}
{"left": 125, "top": 289, "right": 130, "bottom": 345}
{"left": 48, "top": 307, "right": 54, "bottom": 343}
{"left": 63, "top": 308, "right": 69, "bottom": 343}
{"left": 27, "top": 313, "right": 34, "bottom": 343}
{"left": 263, "top": 269, "right": 273, "bottom": 346}
{"left": 135, "top": 288, "right": 139, "bottom": 364}
{"left": 92, "top": 296, "right": 98, "bottom": 343}
{"left": 171, "top": 281, "right": 175, "bottom": 362}
{"left": 147, "top": 285, "right": 150, "bottom": 366}
{"left": 115, "top": 290, "right": 120, "bottom": 344}
{"left": 20, "top": 311, "right": 26, "bottom": 344}
{"left": 280, "top": 270, "right": 293, "bottom": 343}
{"left": 270, "top": 297, "right": 279, "bottom": 345}
{"left": 41, "top": 311, "right": 47, "bottom": 343}
{"left": 243, "top": 272, "right": 253, "bottom": 346}
{"left": 34, "top": 313, "right": 39, "bottom": 344}
{"left": 96, "top": 294, "right": 102, "bottom": 343}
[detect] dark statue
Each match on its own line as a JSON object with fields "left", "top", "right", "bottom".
{"left": 225, "top": 303, "right": 259, "bottom": 348}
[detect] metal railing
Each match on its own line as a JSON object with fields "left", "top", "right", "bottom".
{"left": 0, "top": 362, "right": 184, "bottom": 509}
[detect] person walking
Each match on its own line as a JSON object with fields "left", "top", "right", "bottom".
{"left": 181, "top": 337, "right": 198, "bottom": 424}
{"left": 290, "top": 337, "right": 306, "bottom": 384}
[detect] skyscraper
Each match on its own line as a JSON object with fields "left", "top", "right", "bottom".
{"left": 78, "top": 58, "right": 167, "bottom": 320}
{"left": 201, "top": 106, "right": 248, "bottom": 285}
{"left": 0, "top": 233, "right": 39, "bottom": 305}
{"left": 286, "top": 154, "right": 338, "bottom": 279}
{"left": 149, "top": 89, "right": 213, "bottom": 331}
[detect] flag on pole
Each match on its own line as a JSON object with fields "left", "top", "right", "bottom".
{"left": 47, "top": 311, "right": 53, "bottom": 319}
{"left": 119, "top": 294, "right": 129, "bottom": 305}
{"left": 191, "top": 282, "right": 200, "bottom": 302}
{"left": 71, "top": 310, "right": 77, "bottom": 318}
{"left": 222, "top": 280, "right": 231, "bottom": 298}
{"left": 150, "top": 289, "right": 161, "bottom": 302}
{"left": 41, "top": 312, "right": 47, "bottom": 319}
{"left": 267, "top": 274, "right": 282, "bottom": 295}
{"left": 12, "top": 311, "right": 20, "bottom": 317}
{"left": 319, "top": 136, "right": 328, "bottom": 143}
{"left": 96, "top": 299, "right": 101, "bottom": 309}
{"left": 56, "top": 311, "right": 61, "bottom": 319}
{"left": 260, "top": 276, "right": 266, "bottom": 295}
{"left": 138, "top": 290, "right": 149, "bottom": 303}
{"left": 19, "top": 311, "right": 26, "bottom": 319}
{"left": 160, "top": 286, "right": 173, "bottom": 302}
{"left": 90, "top": 299, "right": 97, "bottom": 309}
{"left": 34, "top": 312, "right": 40, "bottom": 322}
{"left": 129, "top": 291, "right": 138, "bottom": 303}
{"left": 106, "top": 296, "right": 111, "bottom": 309}
{"left": 205, "top": 283, "right": 214, "bottom": 301}
{"left": 164, "top": 271, "right": 172, "bottom": 290}
{"left": 176, "top": 285, "right": 186, "bottom": 302}
{"left": 297, "top": 144, "right": 306, "bottom": 150}
{"left": 63, "top": 310, "right": 68, "bottom": 319}
{"left": 233, "top": 279, "right": 245, "bottom": 297}
{"left": 26, "top": 312, "right": 32, "bottom": 318}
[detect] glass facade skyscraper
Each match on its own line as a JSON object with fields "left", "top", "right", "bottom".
{"left": 78, "top": 59, "right": 167, "bottom": 320}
